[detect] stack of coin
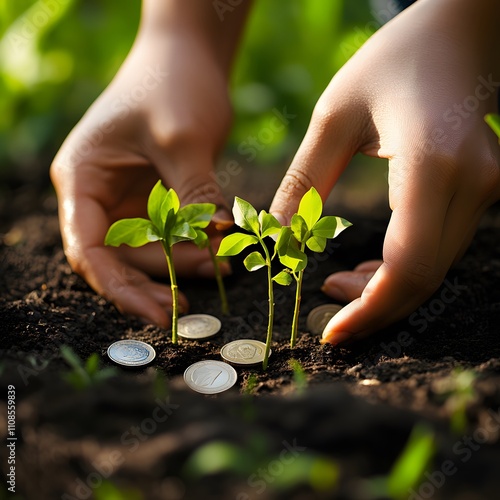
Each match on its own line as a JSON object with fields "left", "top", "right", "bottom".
{"left": 306, "top": 304, "right": 343, "bottom": 335}
{"left": 178, "top": 314, "right": 221, "bottom": 339}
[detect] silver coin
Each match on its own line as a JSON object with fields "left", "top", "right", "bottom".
{"left": 178, "top": 314, "right": 221, "bottom": 339}
{"left": 107, "top": 339, "right": 156, "bottom": 367}
{"left": 307, "top": 304, "right": 343, "bottom": 335}
{"left": 220, "top": 339, "right": 269, "bottom": 365}
{"left": 183, "top": 360, "right": 237, "bottom": 394}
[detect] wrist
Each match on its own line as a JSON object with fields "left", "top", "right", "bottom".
{"left": 138, "top": 0, "right": 252, "bottom": 75}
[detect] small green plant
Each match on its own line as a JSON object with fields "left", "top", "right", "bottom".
{"left": 289, "top": 358, "right": 308, "bottom": 394}
{"left": 105, "top": 181, "right": 218, "bottom": 343}
{"left": 217, "top": 197, "right": 282, "bottom": 369}
{"left": 61, "top": 346, "right": 116, "bottom": 390}
{"left": 276, "top": 187, "right": 351, "bottom": 347}
{"left": 433, "top": 368, "right": 478, "bottom": 434}
{"left": 366, "top": 423, "right": 435, "bottom": 500}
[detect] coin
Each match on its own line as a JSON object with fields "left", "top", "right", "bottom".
{"left": 183, "top": 360, "right": 237, "bottom": 394}
{"left": 220, "top": 339, "right": 269, "bottom": 365}
{"left": 178, "top": 314, "right": 221, "bottom": 339}
{"left": 306, "top": 304, "right": 343, "bottom": 335}
{"left": 107, "top": 339, "right": 156, "bottom": 367}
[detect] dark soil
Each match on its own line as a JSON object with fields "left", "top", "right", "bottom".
{"left": 2, "top": 184, "right": 500, "bottom": 500}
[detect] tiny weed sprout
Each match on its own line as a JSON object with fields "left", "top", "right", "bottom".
{"left": 60, "top": 346, "right": 116, "bottom": 390}
{"left": 217, "top": 197, "right": 282, "bottom": 370}
{"left": 433, "top": 368, "right": 478, "bottom": 434}
{"left": 276, "top": 187, "right": 351, "bottom": 347}
{"left": 105, "top": 181, "right": 216, "bottom": 343}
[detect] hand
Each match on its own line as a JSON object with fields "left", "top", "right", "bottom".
{"left": 270, "top": 0, "right": 500, "bottom": 344}
{"left": 51, "top": 29, "right": 234, "bottom": 327}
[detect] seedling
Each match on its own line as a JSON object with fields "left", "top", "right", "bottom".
{"left": 105, "top": 181, "right": 216, "bottom": 343}
{"left": 276, "top": 187, "right": 351, "bottom": 347}
{"left": 289, "top": 358, "right": 308, "bottom": 394}
{"left": 60, "top": 346, "right": 116, "bottom": 390}
{"left": 366, "top": 423, "right": 435, "bottom": 500}
{"left": 217, "top": 197, "right": 282, "bottom": 369}
{"left": 192, "top": 231, "right": 230, "bottom": 315}
{"left": 433, "top": 368, "right": 478, "bottom": 434}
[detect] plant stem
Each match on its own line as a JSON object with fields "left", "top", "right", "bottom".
{"left": 290, "top": 241, "right": 306, "bottom": 348}
{"left": 261, "top": 242, "right": 274, "bottom": 370}
{"left": 290, "top": 270, "right": 303, "bottom": 348}
{"left": 208, "top": 246, "right": 229, "bottom": 315}
{"left": 162, "top": 243, "right": 179, "bottom": 344}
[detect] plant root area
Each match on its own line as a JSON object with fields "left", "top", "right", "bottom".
{"left": 2, "top": 196, "right": 500, "bottom": 500}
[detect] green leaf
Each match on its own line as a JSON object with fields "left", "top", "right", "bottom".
{"left": 387, "top": 424, "right": 435, "bottom": 498}
{"left": 291, "top": 214, "right": 309, "bottom": 243}
{"left": 312, "top": 216, "right": 352, "bottom": 239}
{"left": 192, "top": 229, "right": 209, "bottom": 248}
{"left": 85, "top": 353, "right": 99, "bottom": 376}
{"left": 232, "top": 197, "right": 260, "bottom": 235}
{"left": 105, "top": 218, "right": 159, "bottom": 247}
{"left": 217, "top": 233, "right": 259, "bottom": 256}
{"left": 259, "top": 210, "right": 282, "bottom": 238}
{"left": 147, "top": 180, "right": 168, "bottom": 229}
{"left": 163, "top": 207, "right": 177, "bottom": 238}
{"left": 306, "top": 235, "right": 327, "bottom": 252}
{"left": 163, "top": 188, "right": 181, "bottom": 218}
{"left": 276, "top": 227, "right": 307, "bottom": 272}
{"left": 169, "top": 221, "right": 197, "bottom": 245}
{"left": 297, "top": 187, "right": 322, "bottom": 230}
{"left": 178, "top": 203, "right": 216, "bottom": 229}
{"left": 244, "top": 251, "right": 267, "bottom": 272}
{"left": 485, "top": 113, "right": 500, "bottom": 140}
{"left": 273, "top": 270, "right": 293, "bottom": 286}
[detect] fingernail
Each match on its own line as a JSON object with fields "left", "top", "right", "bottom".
{"left": 273, "top": 212, "right": 288, "bottom": 226}
{"left": 321, "top": 283, "right": 348, "bottom": 303}
{"left": 213, "top": 208, "right": 234, "bottom": 231}
{"left": 320, "top": 331, "right": 352, "bottom": 346}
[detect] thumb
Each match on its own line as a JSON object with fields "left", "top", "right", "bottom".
{"left": 269, "top": 102, "right": 359, "bottom": 224}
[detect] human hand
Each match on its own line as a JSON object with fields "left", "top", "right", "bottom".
{"left": 50, "top": 28, "right": 235, "bottom": 327}
{"left": 270, "top": 0, "right": 500, "bottom": 344}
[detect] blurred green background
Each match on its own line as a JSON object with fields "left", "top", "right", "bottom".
{"left": 0, "top": 0, "right": 382, "bottom": 186}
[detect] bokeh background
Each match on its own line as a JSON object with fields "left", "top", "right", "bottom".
{"left": 0, "top": 0, "right": 392, "bottom": 212}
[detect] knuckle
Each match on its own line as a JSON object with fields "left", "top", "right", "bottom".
{"left": 280, "top": 168, "right": 316, "bottom": 198}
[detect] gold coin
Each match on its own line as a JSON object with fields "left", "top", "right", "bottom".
{"left": 220, "top": 339, "right": 269, "bottom": 365}
{"left": 306, "top": 304, "right": 343, "bottom": 335}
{"left": 178, "top": 314, "right": 221, "bottom": 339}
